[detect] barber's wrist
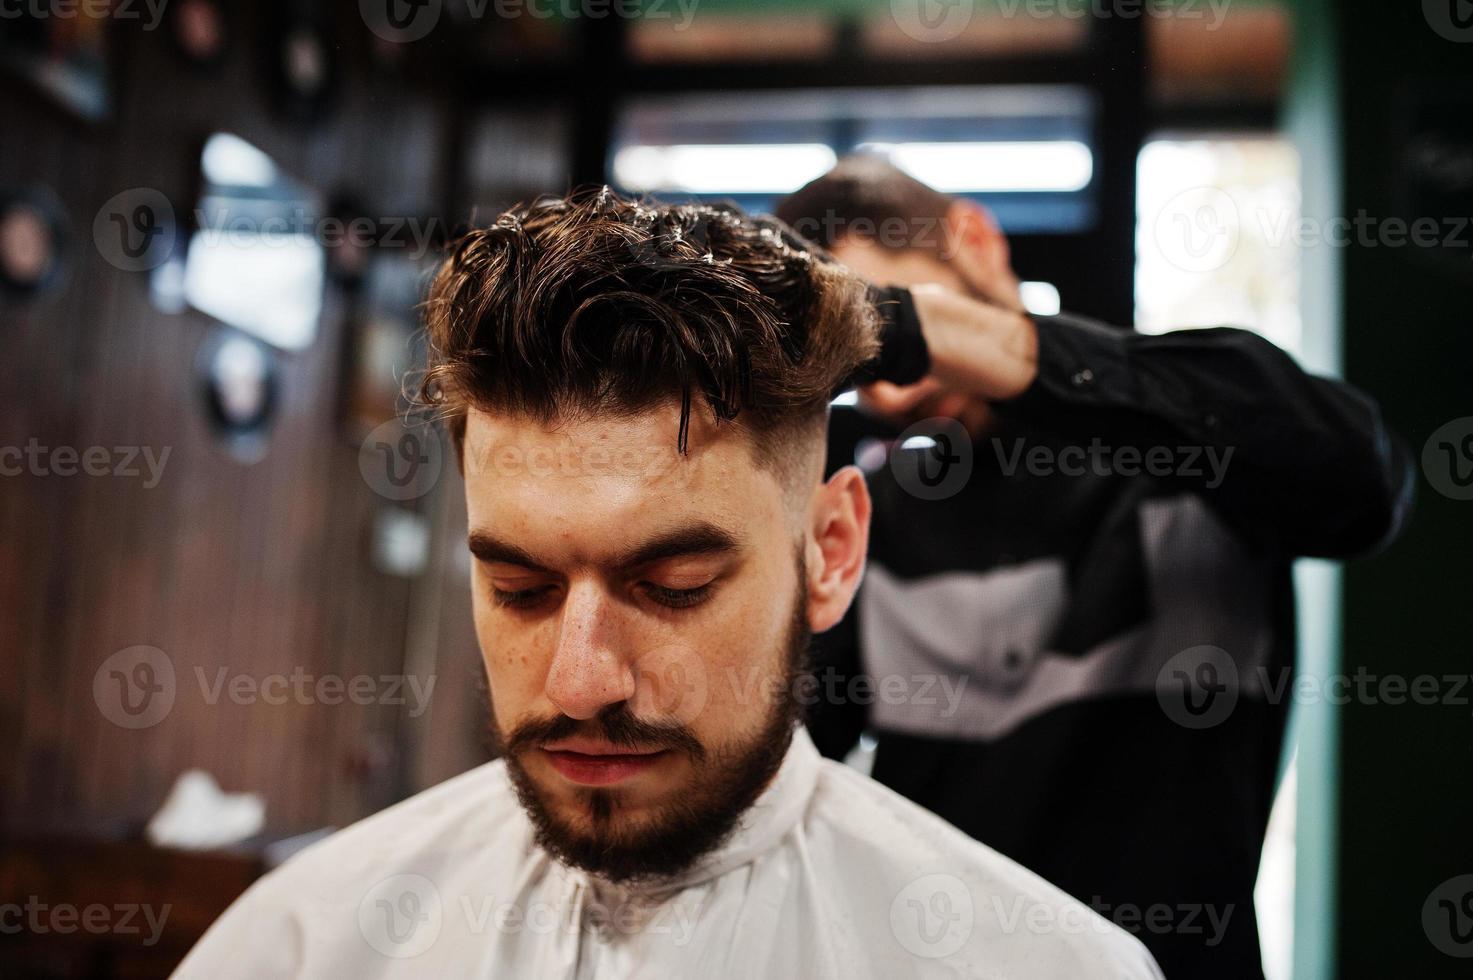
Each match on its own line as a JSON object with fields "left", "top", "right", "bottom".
{"left": 910, "top": 284, "right": 1039, "bottom": 401}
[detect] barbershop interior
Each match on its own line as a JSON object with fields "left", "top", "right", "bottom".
{"left": 1, "top": 1, "right": 1469, "bottom": 977}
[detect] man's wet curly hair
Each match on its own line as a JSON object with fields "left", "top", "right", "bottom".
{"left": 417, "top": 186, "right": 879, "bottom": 469}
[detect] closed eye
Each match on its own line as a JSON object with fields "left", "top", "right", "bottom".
{"left": 492, "top": 585, "right": 555, "bottom": 609}
{"left": 641, "top": 582, "right": 713, "bottom": 609}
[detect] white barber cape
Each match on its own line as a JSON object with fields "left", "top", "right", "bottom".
{"left": 175, "top": 727, "right": 1162, "bottom": 979}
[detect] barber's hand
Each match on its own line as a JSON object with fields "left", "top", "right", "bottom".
{"left": 867, "top": 283, "right": 1039, "bottom": 403}
{"left": 911, "top": 284, "right": 1038, "bottom": 401}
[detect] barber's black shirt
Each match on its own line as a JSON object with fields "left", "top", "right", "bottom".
{"left": 808, "top": 313, "right": 1412, "bottom": 979}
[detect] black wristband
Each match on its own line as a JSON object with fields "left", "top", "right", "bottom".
{"left": 857, "top": 284, "right": 931, "bottom": 387}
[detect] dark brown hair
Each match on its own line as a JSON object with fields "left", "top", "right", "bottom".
{"left": 774, "top": 153, "right": 953, "bottom": 253}
{"left": 418, "top": 186, "right": 879, "bottom": 468}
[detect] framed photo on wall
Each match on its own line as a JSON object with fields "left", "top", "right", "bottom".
{"left": 0, "top": 6, "right": 113, "bottom": 122}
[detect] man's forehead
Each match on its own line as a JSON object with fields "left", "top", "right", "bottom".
{"left": 461, "top": 403, "right": 759, "bottom": 486}
{"left": 460, "top": 406, "right": 778, "bottom": 561}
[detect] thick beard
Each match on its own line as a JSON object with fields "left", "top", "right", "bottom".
{"left": 498, "top": 563, "right": 811, "bottom": 886}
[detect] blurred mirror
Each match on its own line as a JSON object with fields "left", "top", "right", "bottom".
{"left": 199, "top": 327, "right": 278, "bottom": 463}
{"left": 182, "top": 132, "right": 324, "bottom": 351}
{"left": 0, "top": 186, "right": 67, "bottom": 297}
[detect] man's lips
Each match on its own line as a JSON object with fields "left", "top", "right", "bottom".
{"left": 539, "top": 742, "right": 671, "bottom": 787}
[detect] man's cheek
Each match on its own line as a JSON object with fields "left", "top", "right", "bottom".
{"left": 694, "top": 603, "right": 785, "bottom": 705}
{"left": 481, "top": 637, "right": 546, "bottom": 716}
{"left": 627, "top": 641, "right": 710, "bottom": 728}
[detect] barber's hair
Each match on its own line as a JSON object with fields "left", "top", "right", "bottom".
{"left": 774, "top": 154, "right": 952, "bottom": 253}
{"left": 418, "top": 186, "right": 879, "bottom": 467}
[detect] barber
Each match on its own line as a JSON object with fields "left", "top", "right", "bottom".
{"left": 782, "top": 157, "right": 1413, "bottom": 980}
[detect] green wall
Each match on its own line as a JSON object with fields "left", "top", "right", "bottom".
{"left": 1323, "top": 1, "right": 1473, "bottom": 976}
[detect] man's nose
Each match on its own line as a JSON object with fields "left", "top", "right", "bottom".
{"left": 543, "top": 581, "right": 635, "bottom": 721}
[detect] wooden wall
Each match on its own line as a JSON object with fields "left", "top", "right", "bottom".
{"left": 0, "top": 6, "right": 492, "bottom": 839}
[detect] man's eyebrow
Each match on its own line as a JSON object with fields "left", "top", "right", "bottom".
{"left": 466, "top": 532, "right": 554, "bottom": 574}
{"left": 466, "top": 522, "right": 741, "bottom": 573}
{"left": 615, "top": 522, "right": 741, "bottom": 569}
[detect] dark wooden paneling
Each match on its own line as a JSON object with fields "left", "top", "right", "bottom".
{"left": 0, "top": 7, "right": 478, "bottom": 838}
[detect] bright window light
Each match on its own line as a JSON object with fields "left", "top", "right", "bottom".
{"left": 612, "top": 143, "right": 838, "bottom": 195}
{"left": 1020, "top": 281, "right": 1061, "bottom": 316}
{"left": 860, "top": 141, "right": 1094, "bottom": 193}
{"left": 184, "top": 230, "right": 323, "bottom": 351}
{"left": 202, "top": 132, "right": 279, "bottom": 188}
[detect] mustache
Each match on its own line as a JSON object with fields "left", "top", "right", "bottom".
{"left": 504, "top": 702, "right": 707, "bottom": 763}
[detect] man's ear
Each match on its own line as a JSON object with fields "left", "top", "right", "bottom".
{"left": 944, "top": 198, "right": 1023, "bottom": 311}
{"left": 805, "top": 465, "right": 871, "bottom": 633}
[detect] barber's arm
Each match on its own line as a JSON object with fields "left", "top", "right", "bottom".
{"left": 867, "top": 284, "right": 1414, "bottom": 559}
